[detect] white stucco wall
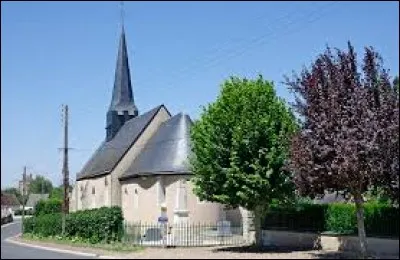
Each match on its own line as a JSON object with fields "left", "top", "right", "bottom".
{"left": 72, "top": 175, "right": 111, "bottom": 211}
{"left": 110, "top": 106, "right": 171, "bottom": 207}
{"left": 121, "top": 175, "right": 234, "bottom": 224}
{"left": 72, "top": 106, "right": 171, "bottom": 212}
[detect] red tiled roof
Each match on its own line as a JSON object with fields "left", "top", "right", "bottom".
{"left": 1, "top": 193, "right": 20, "bottom": 206}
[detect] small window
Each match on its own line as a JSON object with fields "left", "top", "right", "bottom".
{"left": 134, "top": 189, "right": 139, "bottom": 209}
{"left": 92, "top": 187, "right": 95, "bottom": 195}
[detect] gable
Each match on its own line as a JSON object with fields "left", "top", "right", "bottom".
{"left": 77, "top": 105, "right": 170, "bottom": 181}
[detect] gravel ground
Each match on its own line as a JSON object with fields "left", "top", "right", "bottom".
{"left": 13, "top": 237, "right": 398, "bottom": 259}
{"left": 120, "top": 246, "right": 397, "bottom": 259}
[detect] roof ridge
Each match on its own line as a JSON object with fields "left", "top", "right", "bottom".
{"left": 77, "top": 104, "right": 168, "bottom": 181}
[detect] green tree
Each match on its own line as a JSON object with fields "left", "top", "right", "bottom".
{"left": 49, "top": 187, "right": 63, "bottom": 200}
{"left": 190, "top": 76, "right": 299, "bottom": 245}
{"left": 29, "top": 175, "right": 53, "bottom": 194}
{"left": 49, "top": 184, "right": 73, "bottom": 200}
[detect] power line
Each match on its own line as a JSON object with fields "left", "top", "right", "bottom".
{"left": 134, "top": 3, "right": 305, "bottom": 85}
{"left": 140, "top": 1, "right": 339, "bottom": 92}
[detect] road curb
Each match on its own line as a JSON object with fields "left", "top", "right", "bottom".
{"left": 5, "top": 236, "right": 99, "bottom": 257}
{"left": 1, "top": 221, "right": 20, "bottom": 229}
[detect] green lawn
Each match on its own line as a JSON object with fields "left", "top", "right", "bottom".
{"left": 21, "top": 233, "right": 144, "bottom": 253}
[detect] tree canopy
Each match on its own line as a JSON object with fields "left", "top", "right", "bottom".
{"left": 190, "top": 76, "right": 299, "bottom": 244}
{"left": 285, "top": 42, "right": 399, "bottom": 257}
{"left": 28, "top": 175, "right": 53, "bottom": 194}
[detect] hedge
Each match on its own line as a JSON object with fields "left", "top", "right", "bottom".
{"left": 263, "top": 202, "right": 399, "bottom": 238}
{"left": 23, "top": 206, "right": 124, "bottom": 243}
{"left": 34, "top": 199, "right": 62, "bottom": 216}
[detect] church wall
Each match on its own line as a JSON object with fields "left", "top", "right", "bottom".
{"left": 185, "top": 177, "right": 225, "bottom": 224}
{"left": 110, "top": 106, "right": 171, "bottom": 207}
{"left": 73, "top": 175, "right": 111, "bottom": 211}
{"left": 121, "top": 177, "right": 159, "bottom": 223}
{"left": 121, "top": 175, "right": 238, "bottom": 225}
{"left": 69, "top": 184, "right": 77, "bottom": 212}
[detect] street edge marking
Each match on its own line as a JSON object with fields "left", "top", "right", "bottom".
{"left": 5, "top": 236, "right": 98, "bottom": 257}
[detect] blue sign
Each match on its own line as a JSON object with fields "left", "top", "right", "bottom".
{"left": 158, "top": 216, "right": 168, "bottom": 223}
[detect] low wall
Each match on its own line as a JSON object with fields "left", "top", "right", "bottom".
{"left": 321, "top": 235, "right": 399, "bottom": 256}
{"left": 262, "top": 230, "right": 399, "bottom": 256}
{"left": 262, "top": 230, "right": 320, "bottom": 249}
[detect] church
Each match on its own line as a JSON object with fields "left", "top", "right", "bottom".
{"left": 69, "top": 25, "right": 243, "bottom": 226}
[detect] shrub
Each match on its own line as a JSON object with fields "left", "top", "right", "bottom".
{"left": 263, "top": 202, "right": 398, "bottom": 238}
{"left": 34, "top": 199, "right": 62, "bottom": 216}
{"left": 325, "top": 203, "right": 356, "bottom": 234}
{"left": 23, "top": 213, "right": 62, "bottom": 236}
{"left": 264, "top": 203, "right": 328, "bottom": 232}
{"left": 23, "top": 206, "right": 124, "bottom": 243}
{"left": 363, "top": 202, "right": 399, "bottom": 238}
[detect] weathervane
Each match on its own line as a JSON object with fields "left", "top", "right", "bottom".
{"left": 120, "top": 1, "right": 125, "bottom": 27}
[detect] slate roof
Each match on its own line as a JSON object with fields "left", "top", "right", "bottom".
{"left": 77, "top": 105, "right": 167, "bottom": 181}
{"left": 108, "top": 26, "right": 138, "bottom": 116}
{"left": 119, "top": 113, "right": 193, "bottom": 181}
{"left": 314, "top": 192, "right": 348, "bottom": 204}
{"left": 26, "top": 193, "right": 49, "bottom": 207}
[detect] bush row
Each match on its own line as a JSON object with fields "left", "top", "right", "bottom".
{"left": 23, "top": 206, "right": 124, "bottom": 243}
{"left": 34, "top": 199, "right": 62, "bottom": 216}
{"left": 263, "top": 202, "right": 399, "bottom": 238}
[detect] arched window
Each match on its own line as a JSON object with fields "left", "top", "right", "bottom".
{"left": 134, "top": 188, "right": 139, "bottom": 209}
{"left": 91, "top": 186, "right": 96, "bottom": 209}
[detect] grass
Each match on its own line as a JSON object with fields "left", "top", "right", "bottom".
{"left": 21, "top": 233, "right": 144, "bottom": 253}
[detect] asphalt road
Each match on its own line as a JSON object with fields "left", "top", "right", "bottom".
{"left": 1, "top": 219, "right": 95, "bottom": 259}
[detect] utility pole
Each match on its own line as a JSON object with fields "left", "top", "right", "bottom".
{"left": 21, "top": 166, "right": 27, "bottom": 234}
{"left": 61, "top": 104, "right": 69, "bottom": 235}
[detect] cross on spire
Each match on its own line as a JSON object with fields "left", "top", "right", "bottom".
{"left": 106, "top": 1, "right": 138, "bottom": 141}
{"left": 120, "top": 1, "right": 125, "bottom": 28}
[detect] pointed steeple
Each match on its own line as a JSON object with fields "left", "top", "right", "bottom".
{"left": 106, "top": 24, "right": 139, "bottom": 141}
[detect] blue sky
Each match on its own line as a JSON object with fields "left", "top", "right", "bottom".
{"left": 1, "top": 1, "right": 399, "bottom": 188}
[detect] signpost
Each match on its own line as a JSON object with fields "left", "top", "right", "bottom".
{"left": 158, "top": 203, "right": 168, "bottom": 247}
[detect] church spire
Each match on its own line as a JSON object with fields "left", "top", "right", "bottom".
{"left": 106, "top": 2, "right": 138, "bottom": 141}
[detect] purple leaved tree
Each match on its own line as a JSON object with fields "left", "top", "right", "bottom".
{"left": 285, "top": 42, "right": 399, "bottom": 258}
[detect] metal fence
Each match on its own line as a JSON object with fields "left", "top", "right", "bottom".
{"left": 122, "top": 221, "right": 245, "bottom": 247}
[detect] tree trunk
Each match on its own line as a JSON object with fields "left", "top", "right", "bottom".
{"left": 354, "top": 192, "right": 368, "bottom": 258}
{"left": 254, "top": 206, "right": 263, "bottom": 246}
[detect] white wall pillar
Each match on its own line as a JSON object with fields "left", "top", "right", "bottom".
{"left": 239, "top": 206, "right": 255, "bottom": 244}
{"left": 173, "top": 179, "right": 189, "bottom": 224}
